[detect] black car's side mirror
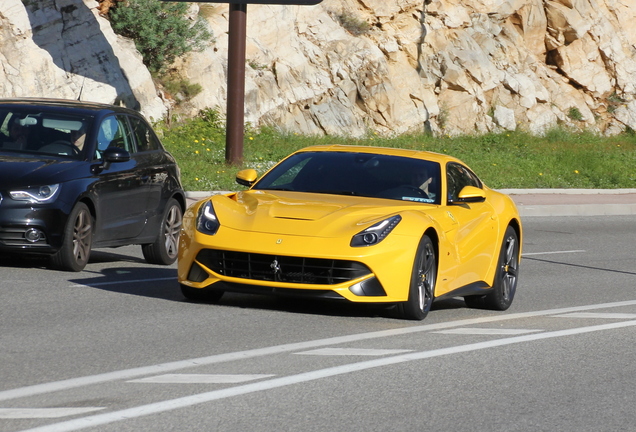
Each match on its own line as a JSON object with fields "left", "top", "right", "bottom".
{"left": 103, "top": 146, "right": 131, "bottom": 163}
{"left": 91, "top": 147, "right": 131, "bottom": 174}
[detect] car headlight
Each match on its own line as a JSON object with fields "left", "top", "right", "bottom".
{"left": 351, "top": 215, "right": 402, "bottom": 247}
{"left": 9, "top": 184, "right": 60, "bottom": 203}
{"left": 196, "top": 200, "right": 220, "bottom": 235}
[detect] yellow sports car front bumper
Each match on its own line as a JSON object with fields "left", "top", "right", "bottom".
{"left": 178, "top": 200, "right": 422, "bottom": 303}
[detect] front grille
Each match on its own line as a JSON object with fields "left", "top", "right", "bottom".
{"left": 195, "top": 249, "right": 372, "bottom": 285}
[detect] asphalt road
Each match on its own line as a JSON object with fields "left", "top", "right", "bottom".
{"left": 1, "top": 215, "right": 636, "bottom": 432}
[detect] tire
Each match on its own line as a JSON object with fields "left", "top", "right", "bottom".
{"left": 397, "top": 235, "right": 436, "bottom": 320}
{"left": 142, "top": 198, "right": 183, "bottom": 265}
{"left": 465, "top": 225, "right": 519, "bottom": 310}
{"left": 50, "top": 202, "right": 93, "bottom": 272}
{"left": 180, "top": 284, "right": 224, "bottom": 303}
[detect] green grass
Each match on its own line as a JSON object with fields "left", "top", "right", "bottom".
{"left": 157, "top": 112, "right": 636, "bottom": 192}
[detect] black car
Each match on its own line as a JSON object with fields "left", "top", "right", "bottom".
{"left": 0, "top": 98, "right": 186, "bottom": 271}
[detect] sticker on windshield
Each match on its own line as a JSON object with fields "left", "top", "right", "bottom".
{"left": 402, "top": 196, "right": 435, "bottom": 203}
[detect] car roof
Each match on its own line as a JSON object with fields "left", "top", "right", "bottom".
{"left": 0, "top": 98, "right": 141, "bottom": 117}
{"left": 294, "top": 144, "right": 464, "bottom": 165}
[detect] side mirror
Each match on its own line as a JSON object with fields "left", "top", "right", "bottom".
{"left": 236, "top": 169, "right": 258, "bottom": 187}
{"left": 91, "top": 147, "right": 131, "bottom": 174}
{"left": 103, "top": 146, "right": 131, "bottom": 163}
{"left": 455, "top": 185, "right": 486, "bottom": 203}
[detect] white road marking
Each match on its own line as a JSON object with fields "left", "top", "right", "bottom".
{"left": 3, "top": 300, "right": 636, "bottom": 403}
{"left": 15, "top": 319, "right": 636, "bottom": 432}
{"left": 552, "top": 312, "right": 636, "bottom": 319}
{"left": 0, "top": 408, "right": 103, "bottom": 419}
{"left": 433, "top": 327, "right": 542, "bottom": 335}
{"left": 295, "top": 348, "right": 413, "bottom": 356}
{"left": 128, "top": 374, "right": 274, "bottom": 384}
{"left": 522, "top": 250, "right": 586, "bottom": 256}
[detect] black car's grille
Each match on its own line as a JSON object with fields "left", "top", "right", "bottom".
{"left": 195, "top": 249, "right": 371, "bottom": 285}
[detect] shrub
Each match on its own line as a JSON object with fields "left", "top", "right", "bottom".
{"left": 336, "top": 11, "right": 371, "bottom": 36}
{"left": 161, "top": 75, "right": 203, "bottom": 102}
{"left": 607, "top": 92, "right": 625, "bottom": 114}
{"left": 109, "top": 0, "right": 213, "bottom": 73}
{"left": 568, "top": 107, "right": 584, "bottom": 121}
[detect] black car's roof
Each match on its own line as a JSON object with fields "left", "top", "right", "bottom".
{"left": 0, "top": 98, "right": 142, "bottom": 117}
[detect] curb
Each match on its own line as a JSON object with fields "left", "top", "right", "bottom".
{"left": 513, "top": 203, "right": 636, "bottom": 217}
{"left": 501, "top": 189, "right": 636, "bottom": 217}
{"left": 498, "top": 188, "right": 636, "bottom": 195}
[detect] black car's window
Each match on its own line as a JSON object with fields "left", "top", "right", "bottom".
{"left": 0, "top": 109, "right": 91, "bottom": 159}
{"left": 129, "top": 116, "right": 161, "bottom": 152}
{"left": 96, "top": 115, "right": 134, "bottom": 155}
{"left": 254, "top": 151, "right": 441, "bottom": 204}
{"left": 446, "top": 162, "right": 483, "bottom": 203}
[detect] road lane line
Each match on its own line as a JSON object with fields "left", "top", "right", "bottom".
{"left": 0, "top": 408, "right": 104, "bottom": 419}
{"left": 2, "top": 300, "right": 636, "bottom": 403}
{"left": 552, "top": 312, "right": 636, "bottom": 319}
{"left": 295, "top": 348, "right": 413, "bottom": 356}
{"left": 433, "top": 328, "right": 542, "bottom": 335}
{"left": 16, "top": 319, "right": 636, "bottom": 432}
{"left": 128, "top": 374, "right": 274, "bottom": 384}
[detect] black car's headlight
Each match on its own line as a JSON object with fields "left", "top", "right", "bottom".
{"left": 351, "top": 215, "right": 402, "bottom": 247}
{"left": 9, "top": 184, "right": 60, "bottom": 203}
{"left": 196, "top": 200, "right": 220, "bottom": 235}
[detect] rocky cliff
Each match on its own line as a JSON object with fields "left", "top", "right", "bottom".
{"left": 2, "top": 0, "right": 636, "bottom": 137}
{"left": 0, "top": 0, "right": 165, "bottom": 120}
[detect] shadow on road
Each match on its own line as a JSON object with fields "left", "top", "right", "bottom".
{"left": 0, "top": 249, "right": 145, "bottom": 270}
{"left": 70, "top": 265, "right": 183, "bottom": 302}
{"left": 2, "top": 246, "right": 473, "bottom": 321}
{"left": 180, "top": 291, "right": 466, "bottom": 320}
{"left": 525, "top": 256, "right": 636, "bottom": 276}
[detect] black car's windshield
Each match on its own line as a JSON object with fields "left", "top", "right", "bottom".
{"left": 254, "top": 151, "right": 442, "bottom": 205}
{"left": 0, "top": 108, "right": 92, "bottom": 159}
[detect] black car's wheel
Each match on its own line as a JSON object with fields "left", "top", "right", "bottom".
{"left": 465, "top": 225, "right": 519, "bottom": 310}
{"left": 142, "top": 198, "right": 183, "bottom": 265}
{"left": 397, "top": 235, "right": 436, "bottom": 320}
{"left": 50, "top": 202, "right": 93, "bottom": 272}
{"left": 180, "top": 284, "right": 224, "bottom": 303}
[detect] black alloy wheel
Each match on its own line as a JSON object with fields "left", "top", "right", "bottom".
{"left": 397, "top": 235, "right": 436, "bottom": 320}
{"left": 142, "top": 198, "right": 183, "bottom": 265}
{"left": 50, "top": 202, "right": 93, "bottom": 272}
{"left": 465, "top": 225, "right": 519, "bottom": 310}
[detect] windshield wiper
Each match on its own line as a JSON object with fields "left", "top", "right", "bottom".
{"left": 259, "top": 187, "right": 294, "bottom": 191}
{"left": 309, "top": 189, "right": 361, "bottom": 196}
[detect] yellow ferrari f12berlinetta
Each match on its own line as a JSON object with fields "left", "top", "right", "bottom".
{"left": 178, "top": 145, "right": 522, "bottom": 320}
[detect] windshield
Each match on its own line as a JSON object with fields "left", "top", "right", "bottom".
{"left": 254, "top": 151, "right": 442, "bottom": 205}
{"left": 0, "top": 108, "right": 92, "bottom": 159}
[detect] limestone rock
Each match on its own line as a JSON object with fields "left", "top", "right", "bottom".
{"left": 0, "top": 0, "right": 164, "bottom": 121}
{"left": 2, "top": 0, "right": 636, "bottom": 137}
{"left": 493, "top": 105, "right": 516, "bottom": 131}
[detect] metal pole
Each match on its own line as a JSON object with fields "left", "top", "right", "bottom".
{"left": 225, "top": 3, "right": 247, "bottom": 165}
